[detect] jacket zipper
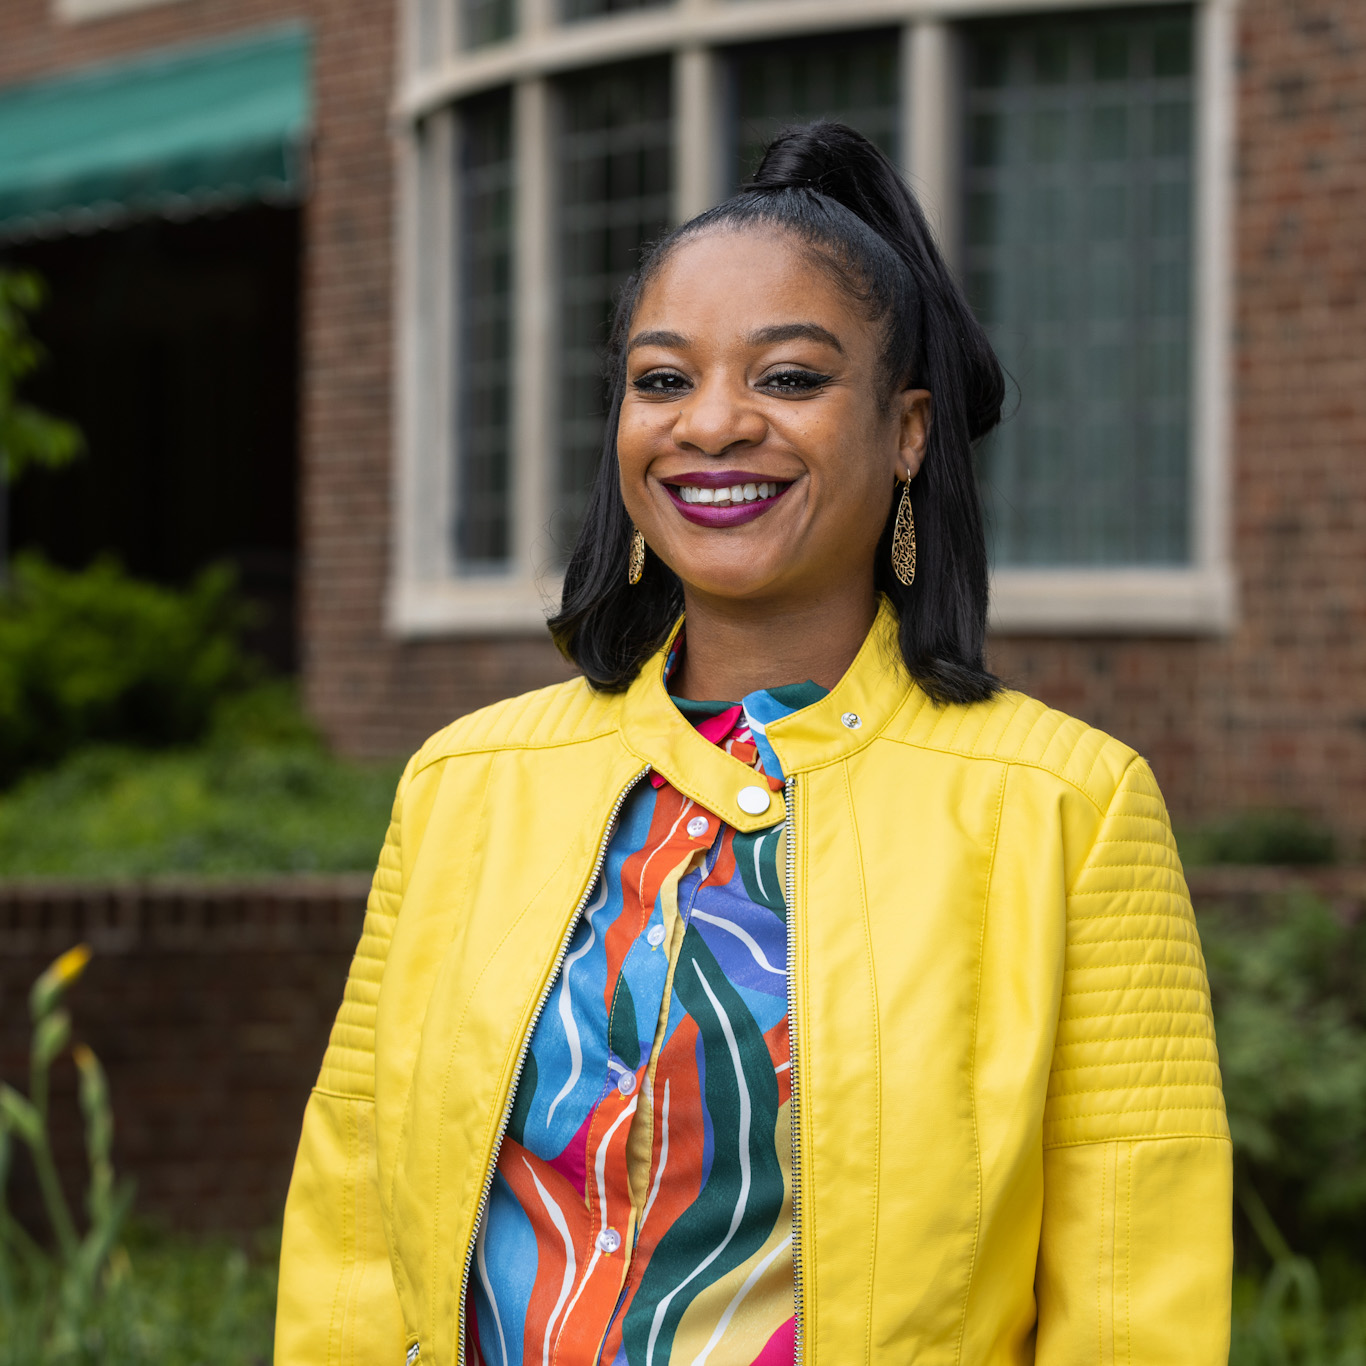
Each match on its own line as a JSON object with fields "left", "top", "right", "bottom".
{"left": 455, "top": 767, "right": 650, "bottom": 1366}
{"left": 785, "top": 775, "right": 804, "bottom": 1364}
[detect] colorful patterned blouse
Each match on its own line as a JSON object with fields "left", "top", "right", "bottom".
{"left": 466, "top": 670, "right": 827, "bottom": 1366}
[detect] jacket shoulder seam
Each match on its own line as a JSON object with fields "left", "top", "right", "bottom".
{"left": 408, "top": 725, "right": 622, "bottom": 779}
{"left": 878, "top": 733, "right": 1120, "bottom": 813}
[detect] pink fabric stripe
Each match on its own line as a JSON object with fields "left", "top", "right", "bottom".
{"left": 752, "top": 1316, "right": 796, "bottom": 1365}
{"left": 548, "top": 1107, "right": 594, "bottom": 1197}
{"left": 695, "top": 705, "right": 744, "bottom": 745}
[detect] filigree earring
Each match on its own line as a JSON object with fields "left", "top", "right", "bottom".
{"left": 628, "top": 528, "right": 646, "bottom": 586}
{"left": 891, "top": 478, "right": 916, "bottom": 587}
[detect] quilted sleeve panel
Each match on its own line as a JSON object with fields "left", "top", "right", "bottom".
{"left": 316, "top": 760, "right": 413, "bottom": 1099}
{"left": 1044, "top": 756, "right": 1229, "bottom": 1148}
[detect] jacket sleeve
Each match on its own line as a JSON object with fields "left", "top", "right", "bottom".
{"left": 1035, "top": 756, "right": 1233, "bottom": 1366}
{"left": 275, "top": 766, "right": 413, "bottom": 1366}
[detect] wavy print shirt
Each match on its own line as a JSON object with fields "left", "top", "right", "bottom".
{"left": 467, "top": 675, "right": 827, "bottom": 1366}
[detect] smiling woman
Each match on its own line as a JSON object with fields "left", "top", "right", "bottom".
{"left": 276, "top": 125, "right": 1233, "bottom": 1366}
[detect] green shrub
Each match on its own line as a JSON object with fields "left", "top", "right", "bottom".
{"left": 0, "top": 684, "right": 402, "bottom": 877}
{"left": 1200, "top": 896, "right": 1366, "bottom": 1280}
{"left": 0, "top": 556, "right": 255, "bottom": 787}
{"left": 1183, "top": 810, "right": 1337, "bottom": 867}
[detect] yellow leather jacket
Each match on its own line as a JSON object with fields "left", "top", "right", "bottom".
{"left": 277, "top": 602, "right": 1232, "bottom": 1365}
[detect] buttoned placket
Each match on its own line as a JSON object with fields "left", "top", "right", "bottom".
{"left": 567, "top": 793, "right": 729, "bottom": 1338}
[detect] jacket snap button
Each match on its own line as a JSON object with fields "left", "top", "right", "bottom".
{"left": 686, "top": 815, "right": 709, "bottom": 838}
{"left": 841, "top": 711, "right": 862, "bottom": 729}
{"left": 737, "top": 785, "right": 771, "bottom": 815}
{"left": 597, "top": 1228, "right": 622, "bottom": 1254}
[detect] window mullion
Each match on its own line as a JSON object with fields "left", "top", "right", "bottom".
{"left": 513, "top": 77, "right": 554, "bottom": 581}
{"left": 905, "top": 18, "right": 959, "bottom": 266}
{"left": 674, "top": 45, "right": 722, "bottom": 221}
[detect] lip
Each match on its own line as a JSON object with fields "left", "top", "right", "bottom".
{"left": 663, "top": 469, "right": 780, "bottom": 489}
{"left": 662, "top": 477, "right": 793, "bottom": 527}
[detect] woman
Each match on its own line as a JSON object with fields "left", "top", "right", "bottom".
{"left": 276, "top": 124, "right": 1232, "bottom": 1365}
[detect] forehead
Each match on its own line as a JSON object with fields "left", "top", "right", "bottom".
{"left": 632, "top": 226, "right": 872, "bottom": 345}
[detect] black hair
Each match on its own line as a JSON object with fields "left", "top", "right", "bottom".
{"left": 547, "top": 121, "right": 1005, "bottom": 705}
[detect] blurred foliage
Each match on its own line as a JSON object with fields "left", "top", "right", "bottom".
{"left": 0, "top": 948, "right": 275, "bottom": 1363}
{"left": 1181, "top": 810, "right": 1338, "bottom": 868}
{"left": 1, "top": 946, "right": 135, "bottom": 1359}
{"left": 0, "top": 269, "right": 83, "bottom": 485}
{"left": 0, "top": 681, "right": 402, "bottom": 876}
{"left": 1202, "top": 894, "right": 1366, "bottom": 1363}
{"left": 0, "top": 1224, "right": 277, "bottom": 1366}
{"left": 0, "top": 555, "right": 257, "bottom": 788}
{"left": 1201, "top": 896, "right": 1366, "bottom": 1271}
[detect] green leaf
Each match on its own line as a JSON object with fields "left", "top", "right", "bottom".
{"left": 0, "top": 1085, "right": 41, "bottom": 1147}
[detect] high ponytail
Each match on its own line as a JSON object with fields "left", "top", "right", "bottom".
{"left": 549, "top": 121, "right": 1005, "bottom": 705}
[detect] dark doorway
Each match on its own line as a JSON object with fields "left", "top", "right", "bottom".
{"left": 2, "top": 205, "right": 302, "bottom": 672}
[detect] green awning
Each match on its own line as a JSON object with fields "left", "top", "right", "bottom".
{"left": 0, "top": 25, "right": 311, "bottom": 242}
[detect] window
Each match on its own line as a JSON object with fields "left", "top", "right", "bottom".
{"left": 555, "top": 62, "right": 673, "bottom": 557}
{"left": 564, "top": 0, "right": 671, "bottom": 21}
{"left": 965, "top": 8, "right": 1194, "bottom": 568}
{"left": 455, "top": 91, "right": 515, "bottom": 569}
{"left": 461, "top": 0, "right": 515, "bottom": 49}
{"left": 729, "top": 32, "right": 900, "bottom": 187}
{"left": 394, "top": 0, "right": 1233, "bottom": 636}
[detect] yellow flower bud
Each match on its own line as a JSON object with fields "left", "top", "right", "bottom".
{"left": 52, "top": 944, "right": 92, "bottom": 986}
{"left": 30, "top": 943, "right": 93, "bottom": 1020}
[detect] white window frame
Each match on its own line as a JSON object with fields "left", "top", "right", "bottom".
{"left": 389, "top": 0, "right": 1237, "bottom": 638}
{"left": 53, "top": 0, "right": 190, "bottom": 22}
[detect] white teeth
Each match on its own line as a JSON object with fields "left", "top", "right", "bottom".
{"left": 675, "top": 481, "right": 784, "bottom": 506}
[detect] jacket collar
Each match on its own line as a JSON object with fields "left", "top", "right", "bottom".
{"left": 618, "top": 597, "right": 913, "bottom": 833}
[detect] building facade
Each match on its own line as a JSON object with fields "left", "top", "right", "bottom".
{"left": 0, "top": 0, "right": 1362, "bottom": 849}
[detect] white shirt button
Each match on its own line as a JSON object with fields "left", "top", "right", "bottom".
{"left": 646, "top": 923, "right": 666, "bottom": 947}
{"left": 737, "top": 785, "right": 771, "bottom": 815}
{"left": 841, "top": 711, "right": 862, "bottom": 729}
{"left": 686, "top": 815, "right": 710, "bottom": 838}
{"left": 596, "top": 1228, "right": 622, "bottom": 1254}
{"left": 617, "top": 1071, "right": 636, "bottom": 1096}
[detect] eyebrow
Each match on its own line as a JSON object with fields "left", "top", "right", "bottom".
{"left": 747, "top": 322, "right": 845, "bottom": 354}
{"left": 625, "top": 322, "right": 846, "bottom": 355}
{"left": 627, "top": 329, "right": 689, "bottom": 353}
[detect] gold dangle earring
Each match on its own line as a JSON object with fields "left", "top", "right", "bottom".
{"left": 891, "top": 476, "right": 916, "bottom": 587}
{"left": 628, "top": 527, "right": 646, "bottom": 585}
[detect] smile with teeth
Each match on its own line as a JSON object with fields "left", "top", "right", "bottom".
{"left": 672, "top": 481, "right": 787, "bottom": 506}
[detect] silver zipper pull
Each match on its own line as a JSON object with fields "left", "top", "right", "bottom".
{"left": 405, "top": 1344, "right": 420, "bottom": 1365}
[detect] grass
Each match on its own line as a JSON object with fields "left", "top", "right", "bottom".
{"left": 0, "top": 1223, "right": 277, "bottom": 1366}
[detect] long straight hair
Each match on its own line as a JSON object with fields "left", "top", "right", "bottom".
{"left": 548, "top": 122, "right": 1005, "bottom": 704}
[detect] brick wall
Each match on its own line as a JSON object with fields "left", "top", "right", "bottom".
{"left": 1, "top": 0, "right": 1361, "bottom": 850}
{"left": 0, "top": 877, "right": 367, "bottom": 1234}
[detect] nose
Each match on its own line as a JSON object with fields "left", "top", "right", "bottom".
{"left": 670, "top": 373, "right": 766, "bottom": 457}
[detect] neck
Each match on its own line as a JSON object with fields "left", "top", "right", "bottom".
{"left": 669, "top": 584, "right": 879, "bottom": 701}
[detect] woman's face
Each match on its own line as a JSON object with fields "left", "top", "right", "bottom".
{"left": 618, "top": 227, "right": 929, "bottom": 610}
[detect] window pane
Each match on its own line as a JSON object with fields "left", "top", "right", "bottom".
{"left": 462, "top": 0, "right": 515, "bottom": 48}
{"left": 563, "top": 0, "right": 670, "bottom": 22}
{"left": 964, "top": 7, "right": 1195, "bottom": 567}
{"left": 455, "top": 90, "right": 515, "bottom": 569}
{"left": 729, "top": 31, "right": 900, "bottom": 188}
{"left": 554, "top": 60, "right": 673, "bottom": 557}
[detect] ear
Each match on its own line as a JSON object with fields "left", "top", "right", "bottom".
{"left": 896, "top": 389, "right": 932, "bottom": 481}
